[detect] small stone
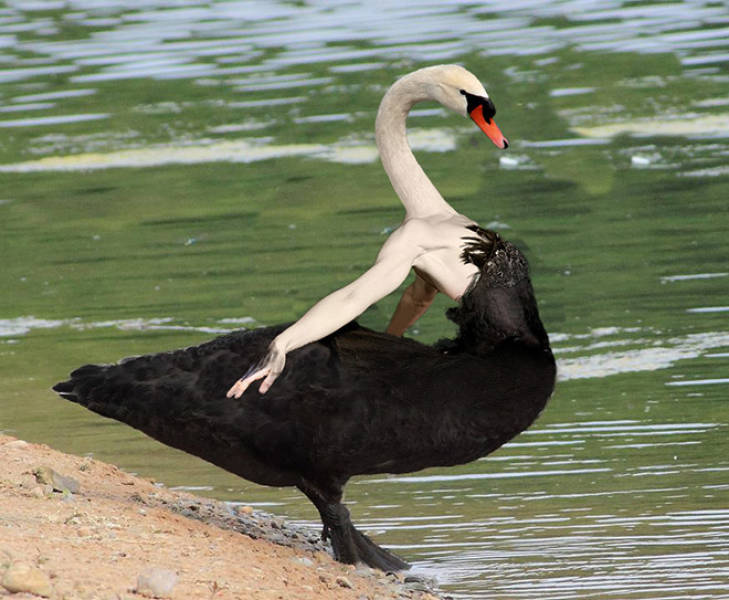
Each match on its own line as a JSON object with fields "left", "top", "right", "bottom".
{"left": 404, "top": 575, "right": 430, "bottom": 592}
{"left": 136, "top": 567, "right": 178, "bottom": 598}
{"left": 236, "top": 505, "right": 254, "bottom": 515}
{"left": 31, "top": 485, "right": 52, "bottom": 498}
{"left": 354, "top": 564, "right": 374, "bottom": 577}
{"left": 4, "top": 439, "right": 29, "bottom": 449}
{"left": 1, "top": 561, "right": 53, "bottom": 598}
{"left": 130, "top": 492, "right": 146, "bottom": 504}
{"left": 336, "top": 575, "right": 354, "bottom": 589}
{"left": 292, "top": 556, "right": 314, "bottom": 567}
{"left": 33, "top": 465, "right": 80, "bottom": 494}
{"left": 64, "top": 513, "right": 84, "bottom": 526}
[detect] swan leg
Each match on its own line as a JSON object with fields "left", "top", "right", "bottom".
{"left": 297, "top": 480, "right": 410, "bottom": 571}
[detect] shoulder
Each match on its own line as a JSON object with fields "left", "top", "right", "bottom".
{"left": 386, "top": 218, "right": 433, "bottom": 246}
{"left": 376, "top": 219, "right": 432, "bottom": 262}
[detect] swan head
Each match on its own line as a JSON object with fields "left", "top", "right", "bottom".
{"left": 423, "top": 65, "right": 509, "bottom": 150}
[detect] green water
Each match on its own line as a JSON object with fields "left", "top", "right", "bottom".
{"left": 1, "top": 2, "right": 728, "bottom": 598}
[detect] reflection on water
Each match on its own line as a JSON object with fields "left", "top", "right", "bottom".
{"left": 348, "top": 416, "right": 729, "bottom": 599}
{"left": 573, "top": 113, "right": 729, "bottom": 138}
{"left": 1, "top": 1, "right": 728, "bottom": 598}
{"left": 331, "top": 415, "right": 729, "bottom": 599}
{"left": 0, "top": 127, "right": 455, "bottom": 172}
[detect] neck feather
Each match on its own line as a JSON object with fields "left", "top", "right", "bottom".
{"left": 375, "top": 71, "right": 456, "bottom": 219}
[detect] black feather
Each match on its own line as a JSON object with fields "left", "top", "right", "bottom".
{"left": 53, "top": 238, "right": 555, "bottom": 570}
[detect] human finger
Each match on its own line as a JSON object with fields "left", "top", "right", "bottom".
{"left": 258, "top": 370, "right": 280, "bottom": 395}
{"left": 226, "top": 368, "right": 268, "bottom": 399}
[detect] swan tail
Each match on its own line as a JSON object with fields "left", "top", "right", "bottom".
{"left": 52, "top": 354, "right": 202, "bottom": 436}
{"left": 53, "top": 364, "right": 106, "bottom": 406}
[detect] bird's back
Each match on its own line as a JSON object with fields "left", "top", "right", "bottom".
{"left": 55, "top": 320, "right": 555, "bottom": 487}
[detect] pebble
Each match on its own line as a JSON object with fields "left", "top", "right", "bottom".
{"left": 4, "top": 439, "right": 29, "bottom": 449}
{"left": 130, "top": 492, "right": 146, "bottom": 504}
{"left": 76, "top": 526, "right": 94, "bottom": 537}
{"left": 404, "top": 575, "right": 431, "bottom": 592}
{"left": 156, "top": 493, "right": 446, "bottom": 599}
{"left": 33, "top": 465, "right": 80, "bottom": 494}
{"left": 292, "top": 556, "right": 314, "bottom": 567}
{"left": 31, "top": 484, "right": 53, "bottom": 498}
{"left": 136, "top": 567, "right": 178, "bottom": 598}
{"left": 1, "top": 561, "right": 53, "bottom": 598}
{"left": 354, "top": 565, "right": 374, "bottom": 577}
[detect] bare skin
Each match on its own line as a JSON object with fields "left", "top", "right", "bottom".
{"left": 385, "top": 271, "right": 438, "bottom": 337}
{"left": 226, "top": 65, "right": 508, "bottom": 399}
{"left": 226, "top": 215, "right": 479, "bottom": 398}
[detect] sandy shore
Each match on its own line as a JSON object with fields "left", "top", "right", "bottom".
{"left": 0, "top": 434, "right": 445, "bottom": 600}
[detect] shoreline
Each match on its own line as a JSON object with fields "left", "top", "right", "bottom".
{"left": 0, "top": 434, "right": 446, "bottom": 600}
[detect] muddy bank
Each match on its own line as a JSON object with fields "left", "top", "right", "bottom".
{"left": 0, "top": 434, "right": 447, "bottom": 600}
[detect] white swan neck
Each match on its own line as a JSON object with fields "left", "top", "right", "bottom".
{"left": 375, "top": 72, "right": 456, "bottom": 219}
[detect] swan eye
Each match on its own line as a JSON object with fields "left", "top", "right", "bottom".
{"left": 460, "top": 90, "right": 496, "bottom": 120}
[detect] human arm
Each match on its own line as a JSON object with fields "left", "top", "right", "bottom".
{"left": 226, "top": 226, "right": 422, "bottom": 398}
{"left": 385, "top": 272, "right": 438, "bottom": 336}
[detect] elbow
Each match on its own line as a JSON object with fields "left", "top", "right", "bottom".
{"left": 416, "top": 293, "right": 437, "bottom": 308}
{"left": 405, "top": 288, "right": 437, "bottom": 310}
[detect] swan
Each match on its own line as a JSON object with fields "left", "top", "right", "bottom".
{"left": 54, "top": 65, "right": 555, "bottom": 571}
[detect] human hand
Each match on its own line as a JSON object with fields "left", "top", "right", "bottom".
{"left": 226, "top": 341, "right": 286, "bottom": 398}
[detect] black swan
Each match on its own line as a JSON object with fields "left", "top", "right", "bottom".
{"left": 53, "top": 66, "right": 556, "bottom": 571}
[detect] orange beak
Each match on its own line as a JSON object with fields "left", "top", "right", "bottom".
{"left": 470, "top": 104, "right": 509, "bottom": 149}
